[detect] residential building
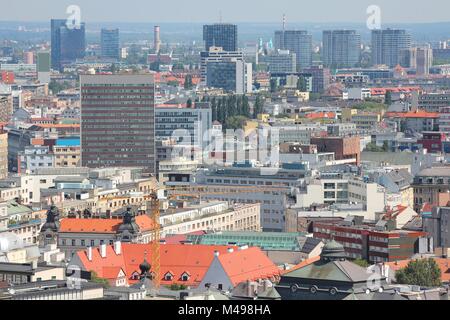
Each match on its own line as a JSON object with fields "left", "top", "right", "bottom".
{"left": 413, "top": 167, "right": 450, "bottom": 212}
{"left": 423, "top": 206, "right": 450, "bottom": 250}
{"left": 419, "top": 92, "right": 450, "bottom": 113}
{"left": 302, "top": 65, "right": 330, "bottom": 93}
{"left": 53, "top": 138, "right": 81, "bottom": 168}
{"left": 310, "top": 136, "right": 361, "bottom": 165}
{"left": 36, "top": 51, "right": 51, "bottom": 84}
{"left": 0, "top": 132, "right": 7, "bottom": 179}
{"left": 0, "top": 95, "right": 12, "bottom": 122}
{"left": 416, "top": 45, "right": 433, "bottom": 77}
{"left": 80, "top": 74, "right": 156, "bottom": 173}
{"left": 384, "top": 111, "right": 440, "bottom": 133}
{"left": 160, "top": 201, "right": 261, "bottom": 236}
{"left": 313, "top": 217, "right": 427, "bottom": 262}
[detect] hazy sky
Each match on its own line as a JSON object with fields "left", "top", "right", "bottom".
{"left": 1, "top": 0, "right": 448, "bottom": 23}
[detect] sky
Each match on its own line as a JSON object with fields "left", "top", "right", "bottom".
{"left": 1, "top": 0, "right": 448, "bottom": 24}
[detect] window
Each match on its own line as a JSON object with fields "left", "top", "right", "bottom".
{"left": 164, "top": 272, "right": 173, "bottom": 281}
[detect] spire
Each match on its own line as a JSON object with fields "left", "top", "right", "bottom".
{"left": 282, "top": 14, "right": 286, "bottom": 32}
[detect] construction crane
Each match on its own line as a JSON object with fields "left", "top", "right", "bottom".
{"left": 147, "top": 184, "right": 291, "bottom": 290}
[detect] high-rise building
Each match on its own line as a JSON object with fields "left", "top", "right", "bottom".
{"left": 51, "top": 19, "right": 86, "bottom": 71}
{"left": 0, "top": 96, "right": 12, "bottom": 123}
{"left": 36, "top": 51, "right": 51, "bottom": 83}
{"left": 154, "top": 26, "right": 161, "bottom": 54}
{"left": 80, "top": 74, "right": 155, "bottom": 173}
{"left": 274, "top": 30, "right": 312, "bottom": 71}
{"left": 371, "top": 29, "right": 411, "bottom": 67}
{"left": 322, "top": 30, "right": 361, "bottom": 68}
{"left": 206, "top": 58, "right": 247, "bottom": 94}
{"left": 200, "top": 46, "right": 244, "bottom": 84}
{"left": 101, "top": 28, "right": 120, "bottom": 60}
{"left": 416, "top": 45, "right": 433, "bottom": 77}
{"left": 203, "top": 24, "right": 238, "bottom": 52}
{"left": 266, "top": 50, "right": 297, "bottom": 74}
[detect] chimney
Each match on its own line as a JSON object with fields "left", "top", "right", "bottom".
{"left": 87, "top": 247, "right": 92, "bottom": 261}
{"left": 100, "top": 244, "right": 107, "bottom": 258}
{"left": 114, "top": 241, "right": 121, "bottom": 255}
{"left": 227, "top": 247, "right": 234, "bottom": 253}
{"left": 214, "top": 250, "right": 220, "bottom": 257}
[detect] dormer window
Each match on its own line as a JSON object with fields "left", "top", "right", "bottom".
{"left": 131, "top": 271, "right": 140, "bottom": 280}
{"left": 181, "top": 272, "right": 190, "bottom": 281}
{"left": 164, "top": 272, "right": 174, "bottom": 281}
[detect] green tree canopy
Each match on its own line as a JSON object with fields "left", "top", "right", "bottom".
{"left": 225, "top": 115, "right": 249, "bottom": 130}
{"left": 395, "top": 259, "right": 441, "bottom": 287}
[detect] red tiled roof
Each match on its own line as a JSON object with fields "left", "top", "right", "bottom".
{"left": 385, "top": 111, "right": 440, "bottom": 119}
{"left": 305, "top": 112, "right": 336, "bottom": 120}
{"left": 59, "top": 215, "right": 155, "bottom": 234}
{"left": 218, "top": 247, "right": 280, "bottom": 286}
{"left": 371, "top": 87, "right": 421, "bottom": 95}
{"left": 75, "top": 243, "right": 278, "bottom": 287}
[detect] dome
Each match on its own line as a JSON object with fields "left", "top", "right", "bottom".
{"left": 320, "top": 240, "right": 346, "bottom": 261}
{"left": 139, "top": 259, "right": 151, "bottom": 275}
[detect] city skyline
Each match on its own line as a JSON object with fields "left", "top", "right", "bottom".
{"left": 2, "top": 0, "right": 450, "bottom": 24}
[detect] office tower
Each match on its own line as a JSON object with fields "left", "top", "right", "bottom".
{"left": 206, "top": 58, "right": 246, "bottom": 94}
{"left": 203, "top": 24, "right": 238, "bottom": 52}
{"left": 371, "top": 29, "right": 411, "bottom": 67}
{"left": 36, "top": 51, "right": 51, "bottom": 83}
{"left": 51, "top": 19, "right": 86, "bottom": 71}
{"left": 154, "top": 26, "right": 161, "bottom": 54}
{"left": 100, "top": 28, "right": 120, "bottom": 60}
{"left": 200, "top": 46, "right": 244, "bottom": 84}
{"left": 274, "top": 30, "right": 312, "bottom": 71}
{"left": 322, "top": 30, "right": 361, "bottom": 68}
{"left": 266, "top": 50, "right": 297, "bottom": 74}
{"left": 416, "top": 45, "right": 433, "bottom": 77}
{"left": 399, "top": 48, "right": 417, "bottom": 68}
{"left": 80, "top": 74, "right": 156, "bottom": 173}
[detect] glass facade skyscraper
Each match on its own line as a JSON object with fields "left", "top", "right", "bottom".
{"left": 203, "top": 24, "right": 238, "bottom": 52}
{"left": 322, "top": 30, "right": 361, "bottom": 68}
{"left": 101, "top": 28, "right": 120, "bottom": 60}
{"left": 371, "top": 29, "right": 411, "bottom": 67}
{"left": 274, "top": 30, "right": 312, "bottom": 71}
{"left": 51, "top": 19, "right": 86, "bottom": 71}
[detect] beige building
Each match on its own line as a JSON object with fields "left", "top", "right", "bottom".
{"left": 160, "top": 201, "right": 261, "bottom": 236}
{"left": 54, "top": 145, "right": 80, "bottom": 168}
{"left": 0, "top": 133, "right": 7, "bottom": 180}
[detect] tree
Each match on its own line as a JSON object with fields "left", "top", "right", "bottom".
{"left": 225, "top": 115, "right": 249, "bottom": 130}
{"left": 353, "top": 258, "right": 369, "bottom": 268}
{"left": 395, "top": 259, "right": 441, "bottom": 287}
{"left": 186, "top": 98, "right": 193, "bottom": 108}
{"left": 385, "top": 90, "right": 393, "bottom": 105}
{"left": 297, "top": 75, "right": 307, "bottom": 92}
{"left": 184, "top": 74, "right": 193, "bottom": 90}
{"left": 90, "top": 271, "right": 110, "bottom": 288}
{"left": 270, "top": 78, "right": 278, "bottom": 93}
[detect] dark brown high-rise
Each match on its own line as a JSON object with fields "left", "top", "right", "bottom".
{"left": 80, "top": 74, "right": 155, "bottom": 173}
